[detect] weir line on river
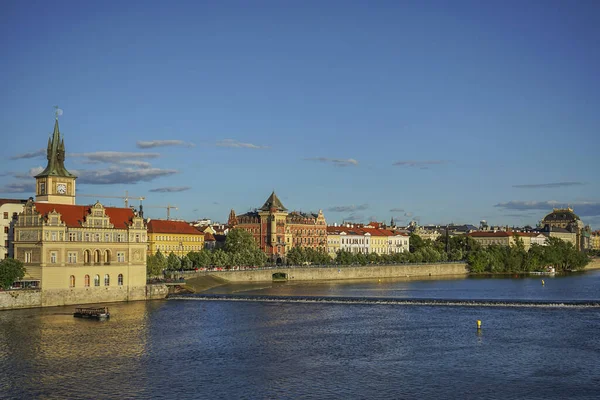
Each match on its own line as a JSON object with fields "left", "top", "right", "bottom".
{"left": 168, "top": 294, "right": 600, "bottom": 308}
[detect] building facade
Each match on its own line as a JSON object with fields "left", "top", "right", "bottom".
{"left": 147, "top": 219, "right": 205, "bottom": 256}
{"left": 541, "top": 208, "right": 590, "bottom": 251}
{"left": 228, "top": 191, "right": 327, "bottom": 262}
{"left": 11, "top": 117, "right": 148, "bottom": 306}
{"left": 326, "top": 225, "right": 409, "bottom": 256}
{"left": 0, "top": 199, "right": 27, "bottom": 259}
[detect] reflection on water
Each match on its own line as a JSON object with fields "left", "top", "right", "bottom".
{"left": 0, "top": 301, "right": 160, "bottom": 399}
{"left": 1, "top": 271, "right": 599, "bottom": 400}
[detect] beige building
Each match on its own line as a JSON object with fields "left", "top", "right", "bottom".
{"left": 468, "top": 231, "right": 549, "bottom": 251}
{"left": 541, "top": 208, "right": 590, "bottom": 251}
{"left": 11, "top": 117, "right": 148, "bottom": 306}
{"left": 591, "top": 232, "right": 600, "bottom": 250}
{"left": 1, "top": 199, "right": 26, "bottom": 259}
{"left": 467, "top": 231, "right": 516, "bottom": 248}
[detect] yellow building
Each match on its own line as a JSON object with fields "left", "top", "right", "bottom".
{"left": 326, "top": 229, "right": 341, "bottom": 258}
{"left": 366, "top": 229, "right": 387, "bottom": 255}
{"left": 12, "top": 117, "right": 148, "bottom": 306}
{"left": 592, "top": 232, "right": 600, "bottom": 250}
{"left": 147, "top": 219, "right": 204, "bottom": 256}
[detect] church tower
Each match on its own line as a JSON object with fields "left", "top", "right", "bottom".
{"left": 35, "top": 117, "right": 77, "bottom": 205}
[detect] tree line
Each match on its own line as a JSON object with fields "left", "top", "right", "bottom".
{"left": 146, "top": 229, "right": 591, "bottom": 276}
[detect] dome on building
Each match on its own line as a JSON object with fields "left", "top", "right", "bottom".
{"left": 542, "top": 207, "right": 580, "bottom": 224}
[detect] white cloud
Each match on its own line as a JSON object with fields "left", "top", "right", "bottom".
{"left": 305, "top": 157, "right": 359, "bottom": 167}
{"left": 136, "top": 140, "right": 195, "bottom": 149}
{"left": 215, "top": 139, "right": 270, "bottom": 149}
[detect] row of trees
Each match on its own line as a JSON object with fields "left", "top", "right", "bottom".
{"left": 145, "top": 228, "right": 591, "bottom": 276}
{"left": 467, "top": 237, "right": 589, "bottom": 273}
{"left": 147, "top": 229, "right": 266, "bottom": 276}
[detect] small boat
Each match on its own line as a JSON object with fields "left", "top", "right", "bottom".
{"left": 73, "top": 307, "right": 110, "bottom": 320}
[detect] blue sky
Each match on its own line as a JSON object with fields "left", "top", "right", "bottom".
{"left": 1, "top": 0, "right": 599, "bottom": 228}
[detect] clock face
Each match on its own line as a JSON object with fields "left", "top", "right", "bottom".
{"left": 57, "top": 183, "right": 67, "bottom": 194}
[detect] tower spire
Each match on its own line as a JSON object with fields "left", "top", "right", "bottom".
{"left": 35, "top": 116, "right": 75, "bottom": 178}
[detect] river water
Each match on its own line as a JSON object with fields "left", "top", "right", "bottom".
{"left": 1, "top": 271, "right": 599, "bottom": 399}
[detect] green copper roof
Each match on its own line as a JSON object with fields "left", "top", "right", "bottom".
{"left": 260, "top": 191, "right": 287, "bottom": 212}
{"left": 35, "top": 119, "right": 76, "bottom": 178}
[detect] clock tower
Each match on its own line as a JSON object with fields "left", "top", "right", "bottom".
{"left": 35, "top": 117, "right": 77, "bottom": 205}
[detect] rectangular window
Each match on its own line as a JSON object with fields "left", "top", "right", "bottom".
{"left": 117, "top": 252, "right": 125, "bottom": 262}
{"left": 85, "top": 233, "right": 90, "bottom": 241}
{"left": 4, "top": 227, "right": 8, "bottom": 234}
{"left": 50, "top": 251, "right": 57, "bottom": 263}
{"left": 69, "top": 232, "right": 77, "bottom": 241}
{"left": 25, "top": 252, "right": 32, "bottom": 263}
{"left": 51, "top": 232, "right": 56, "bottom": 241}
{"left": 68, "top": 252, "right": 77, "bottom": 263}
{"left": 3, "top": 212, "right": 8, "bottom": 219}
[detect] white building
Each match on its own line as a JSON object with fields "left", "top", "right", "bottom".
{"left": 340, "top": 230, "right": 370, "bottom": 254}
{"left": 0, "top": 199, "right": 27, "bottom": 259}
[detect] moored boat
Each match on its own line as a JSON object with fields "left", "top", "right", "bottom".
{"left": 73, "top": 307, "right": 110, "bottom": 320}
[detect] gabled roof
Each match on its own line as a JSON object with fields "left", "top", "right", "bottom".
{"left": 204, "top": 232, "right": 216, "bottom": 241}
{"left": 259, "top": 191, "right": 287, "bottom": 212}
{"left": 34, "top": 202, "right": 135, "bottom": 228}
{"left": 147, "top": 219, "right": 202, "bottom": 235}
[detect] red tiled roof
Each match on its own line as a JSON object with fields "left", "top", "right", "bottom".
{"left": 147, "top": 219, "right": 202, "bottom": 235}
{"left": 34, "top": 202, "right": 136, "bottom": 229}
{"left": 327, "top": 226, "right": 408, "bottom": 237}
{"left": 204, "top": 232, "right": 216, "bottom": 241}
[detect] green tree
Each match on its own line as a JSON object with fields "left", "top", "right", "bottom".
{"left": 181, "top": 255, "right": 193, "bottom": 270}
{"left": 146, "top": 254, "right": 163, "bottom": 277}
{"left": 335, "top": 250, "right": 355, "bottom": 265}
{"left": 211, "top": 249, "right": 229, "bottom": 267}
{"left": 0, "top": 258, "right": 26, "bottom": 290}
{"left": 286, "top": 246, "right": 305, "bottom": 265}
{"left": 155, "top": 250, "right": 167, "bottom": 270}
{"left": 224, "top": 228, "right": 258, "bottom": 253}
{"left": 166, "top": 252, "right": 181, "bottom": 271}
{"left": 409, "top": 234, "right": 425, "bottom": 253}
{"left": 224, "top": 228, "right": 265, "bottom": 267}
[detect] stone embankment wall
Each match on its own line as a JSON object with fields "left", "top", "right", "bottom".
{"left": 146, "top": 284, "right": 169, "bottom": 299}
{"left": 0, "top": 283, "right": 168, "bottom": 310}
{"left": 585, "top": 258, "right": 600, "bottom": 270}
{"left": 209, "top": 263, "right": 469, "bottom": 283}
{"left": 0, "top": 290, "right": 42, "bottom": 310}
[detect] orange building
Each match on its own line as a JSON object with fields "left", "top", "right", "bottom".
{"left": 228, "top": 191, "right": 327, "bottom": 263}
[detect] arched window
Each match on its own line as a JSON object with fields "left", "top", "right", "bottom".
{"left": 118, "top": 274, "right": 123, "bottom": 286}
{"left": 69, "top": 275, "right": 75, "bottom": 288}
{"left": 84, "top": 250, "right": 91, "bottom": 264}
{"left": 84, "top": 275, "right": 90, "bottom": 287}
{"left": 104, "top": 274, "right": 110, "bottom": 286}
{"left": 94, "top": 275, "right": 100, "bottom": 287}
{"left": 104, "top": 250, "right": 111, "bottom": 264}
{"left": 94, "top": 250, "right": 101, "bottom": 264}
